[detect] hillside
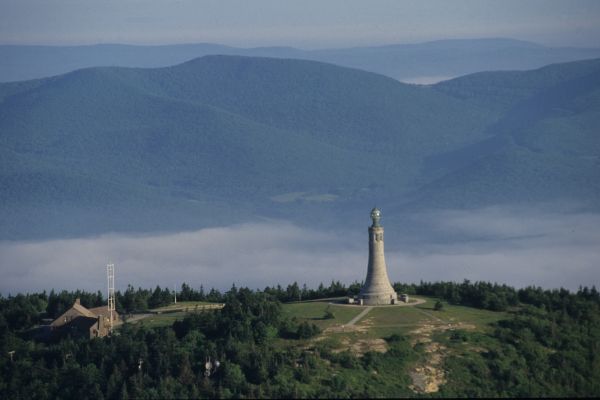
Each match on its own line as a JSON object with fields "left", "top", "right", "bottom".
{"left": 1, "top": 282, "right": 599, "bottom": 397}
{"left": 411, "top": 59, "right": 600, "bottom": 209}
{"left": 2, "top": 38, "right": 600, "bottom": 83}
{"left": 1, "top": 56, "right": 599, "bottom": 239}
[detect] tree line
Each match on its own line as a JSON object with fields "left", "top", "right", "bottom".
{"left": 1, "top": 280, "right": 599, "bottom": 398}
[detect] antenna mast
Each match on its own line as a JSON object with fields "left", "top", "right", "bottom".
{"left": 107, "top": 263, "right": 115, "bottom": 333}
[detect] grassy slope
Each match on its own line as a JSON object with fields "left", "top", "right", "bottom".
{"left": 127, "top": 301, "right": 223, "bottom": 328}
{"left": 281, "top": 302, "right": 364, "bottom": 329}
{"left": 282, "top": 298, "right": 512, "bottom": 396}
{"left": 150, "top": 301, "right": 219, "bottom": 312}
{"left": 127, "top": 297, "right": 513, "bottom": 395}
{"left": 122, "top": 297, "right": 528, "bottom": 395}
{"left": 282, "top": 296, "right": 508, "bottom": 335}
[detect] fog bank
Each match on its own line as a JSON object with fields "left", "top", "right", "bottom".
{"left": 1, "top": 207, "right": 598, "bottom": 295}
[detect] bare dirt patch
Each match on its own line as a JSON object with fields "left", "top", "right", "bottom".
{"left": 324, "top": 324, "right": 360, "bottom": 334}
{"left": 331, "top": 337, "right": 388, "bottom": 356}
{"left": 468, "top": 345, "right": 487, "bottom": 353}
{"left": 408, "top": 322, "right": 475, "bottom": 393}
{"left": 352, "top": 338, "right": 387, "bottom": 355}
{"left": 324, "top": 316, "right": 375, "bottom": 334}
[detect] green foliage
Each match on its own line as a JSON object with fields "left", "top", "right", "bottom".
{"left": 415, "top": 280, "right": 519, "bottom": 311}
{"left": 323, "top": 308, "right": 335, "bottom": 320}
{"left": 1, "top": 281, "right": 599, "bottom": 398}
{"left": 265, "top": 280, "right": 359, "bottom": 303}
{"left": 439, "top": 285, "right": 600, "bottom": 397}
{"left": 296, "top": 321, "right": 321, "bottom": 339}
{"left": 434, "top": 300, "right": 444, "bottom": 311}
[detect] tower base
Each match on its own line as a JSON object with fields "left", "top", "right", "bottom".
{"left": 359, "top": 290, "right": 398, "bottom": 305}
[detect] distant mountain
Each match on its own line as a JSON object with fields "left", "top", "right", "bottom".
{"left": 0, "top": 56, "right": 599, "bottom": 239}
{"left": 2, "top": 38, "right": 600, "bottom": 83}
{"left": 410, "top": 58, "right": 600, "bottom": 210}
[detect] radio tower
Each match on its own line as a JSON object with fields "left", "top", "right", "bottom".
{"left": 106, "top": 263, "right": 115, "bottom": 333}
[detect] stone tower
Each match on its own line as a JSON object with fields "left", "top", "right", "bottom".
{"left": 359, "top": 208, "right": 398, "bottom": 305}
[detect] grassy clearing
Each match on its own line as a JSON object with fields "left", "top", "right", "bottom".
{"left": 126, "top": 301, "right": 223, "bottom": 328}
{"left": 351, "top": 299, "right": 440, "bottom": 338}
{"left": 282, "top": 296, "right": 511, "bottom": 346}
{"left": 361, "top": 303, "right": 435, "bottom": 326}
{"left": 133, "top": 312, "right": 188, "bottom": 328}
{"left": 150, "top": 301, "right": 221, "bottom": 313}
{"left": 131, "top": 296, "right": 514, "bottom": 396}
{"left": 281, "top": 301, "right": 364, "bottom": 329}
{"left": 136, "top": 297, "right": 509, "bottom": 340}
{"left": 415, "top": 297, "right": 510, "bottom": 329}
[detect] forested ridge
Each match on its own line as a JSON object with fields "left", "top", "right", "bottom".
{"left": 2, "top": 39, "right": 600, "bottom": 83}
{"left": 2, "top": 56, "right": 600, "bottom": 240}
{"left": 1, "top": 280, "right": 599, "bottom": 398}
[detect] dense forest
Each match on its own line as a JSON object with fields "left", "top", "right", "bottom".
{"left": 1, "top": 280, "right": 599, "bottom": 398}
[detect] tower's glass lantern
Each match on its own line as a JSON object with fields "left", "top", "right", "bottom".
{"left": 370, "top": 207, "right": 381, "bottom": 227}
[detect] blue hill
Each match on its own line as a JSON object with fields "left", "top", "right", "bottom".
{"left": 1, "top": 56, "right": 599, "bottom": 239}
{"left": 2, "top": 38, "right": 600, "bottom": 83}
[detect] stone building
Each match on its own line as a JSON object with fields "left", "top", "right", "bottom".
{"left": 358, "top": 208, "right": 398, "bottom": 305}
{"left": 50, "top": 298, "right": 119, "bottom": 339}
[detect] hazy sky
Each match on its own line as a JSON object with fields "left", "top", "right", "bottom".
{"left": 2, "top": 207, "right": 598, "bottom": 295}
{"left": 1, "top": 0, "right": 600, "bottom": 47}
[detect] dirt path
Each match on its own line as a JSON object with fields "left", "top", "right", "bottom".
{"left": 346, "top": 306, "right": 373, "bottom": 326}
{"left": 408, "top": 322, "right": 476, "bottom": 394}
{"left": 325, "top": 297, "right": 430, "bottom": 334}
{"left": 408, "top": 324, "right": 448, "bottom": 393}
{"left": 406, "top": 297, "right": 427, "bottom": 307}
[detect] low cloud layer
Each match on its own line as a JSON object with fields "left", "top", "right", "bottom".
{"left": 1, "top": 207, "right": 599, "bottom": 295}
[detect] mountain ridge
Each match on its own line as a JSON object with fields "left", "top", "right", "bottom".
{"left": 3, "top": 38, "right": 600, "bottom": 83}
{"left": 1, "top": 55, "right": 599, "bottom": 239}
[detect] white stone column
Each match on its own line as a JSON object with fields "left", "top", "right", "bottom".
{"left": 359, "top": 208, "right": 397, "bottom": 305}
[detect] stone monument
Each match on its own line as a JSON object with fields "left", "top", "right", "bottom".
{"left": 359, "top": 208, "right": 398, "bottom": 305}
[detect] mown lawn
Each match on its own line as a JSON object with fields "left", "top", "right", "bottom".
{"left": 361, "top": 301, "right": 434, "bottom": 326}
{"left": 282, "top": 296, "right": 511, "bottom": 340}
{"left": 415, "top": 297, "right": 510, "bottom": 329}
{"left": 132, "top": 312, "right": 188, "bottom": 328}
{"left": 150, "top": 301, "right": 220, "bottom": 313}
{"left": 281, "top": 301, "right": 364, "bottom": 329}
{"left": 135, "top": 297, "right": 509, "bottom": 338}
